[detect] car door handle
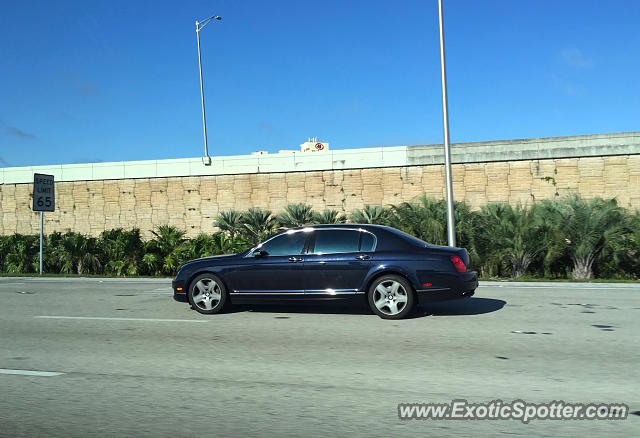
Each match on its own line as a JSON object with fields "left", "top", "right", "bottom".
{"left": 288, "top": 256, "right": 303, "bottom": 263}
{"left": 355, "top": 254, "right": 371, "bottom": 260}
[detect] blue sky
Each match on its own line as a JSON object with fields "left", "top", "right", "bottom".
{"left": 1, "top": 0, "right": 638, "bottom": 167}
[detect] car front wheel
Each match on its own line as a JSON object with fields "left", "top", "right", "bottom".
{"left": 367, "top": 275, "right": 415, "bottom": 319}
{"left": 188, "top": 273, "right": 228, "bottom": 315}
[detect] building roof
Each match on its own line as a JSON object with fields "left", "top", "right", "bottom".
{"left": 1, "top": 131, "right": 639, "bottom": 185}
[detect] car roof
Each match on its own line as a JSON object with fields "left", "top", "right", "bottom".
{"left": 286, "top": 224, "right": 425, "bottom": 251}
{"left": 289, "top": 223, "right": 389, "bottom": 231}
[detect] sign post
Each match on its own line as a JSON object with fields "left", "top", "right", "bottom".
{"left": 32, "top": 173, "right": 55, "bottom": 275}
{"left": 39, "top": 212, "right": 43, "bottom": 274}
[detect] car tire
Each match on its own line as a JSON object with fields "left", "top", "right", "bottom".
{"left": 188, "top": 273, "right": 228, "bottom": 315}
{"left": 367, "top": 274, "right": 415, "bottom": 319}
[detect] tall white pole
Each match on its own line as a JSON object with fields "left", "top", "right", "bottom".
{"left": 437, "top": 0, "right": 456, "bottom": 247}
{"left": 196, "top": 22, "right": 211, "bottom": 166}
{"left": 39, "top": 211, "right": 43, "bottom": 275}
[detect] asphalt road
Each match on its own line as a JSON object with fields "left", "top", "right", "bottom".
{"left": 0, "top": 277, "right": 638, "bottom": 437}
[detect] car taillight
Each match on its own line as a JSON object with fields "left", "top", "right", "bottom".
{"left": 450, "top": 255, "right": 467, "bottom": 273}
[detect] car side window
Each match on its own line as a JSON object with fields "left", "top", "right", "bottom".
{"left": 359, "top": 232, "right": 375, "bottom": 252}
{"left": 259, "top": 232, "right": 307, "bottom": 256}
{"left": 312, "top": 230, "right": 360, "bottom": 254}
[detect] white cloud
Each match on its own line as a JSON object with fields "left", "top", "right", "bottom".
{"left": 551, "top": 74, "right": 580, "bottom": 96}
{"left": 560, "top": 48, "right": 594, "bottom": 69}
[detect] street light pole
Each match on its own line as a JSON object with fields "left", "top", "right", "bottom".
{"left": 437, "top": 0, "right": 456, "bottom": 247}
{"left": 195, "top": 15, "right": 221, "bottom": 166}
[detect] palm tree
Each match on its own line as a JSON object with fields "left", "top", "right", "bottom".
{"left": 150, "top": 226, "right": 186, "bottom": 254}
{"left": 537, "top": 196, "right": 627, "bottom": 280}
{"left": 597, "top": 208, "right": 639, "bottom": 278}
{"left": 210, "top": 232, "right": 234, "bottom": 255}
{"left": 99, "top": 228, "right": 144, "bottom": 276}
{"left": 477, "top": 203, "right": 544, "bottom": 277}
{"left": 188, "top": 233, "right": 217, "bottom": 258}
{"left": 350, "top": 205, "right": 390, "bottom": 225}
{"left": 79, "top": 237, "right": 102, "bottom": 275}
{"left": 50, "top": 232, "right": 102, "bottom": 275}
{"left": 0, "top": 235, "right": 9, "bottom": 272}
{"left": 624, "top": 210, "right": 640, "bottom": 277}
{"left": 313, "top": 209, "right": 346, "bottom": 224}
{"left": 146, "top": 226, "right": 187, "bottom": 276}
{"left": 209, "top": 232, "right": 251, "bottom": 255}
{"left": 277, "top": 203, "right": 315, "bottom": 228}
{"left": 3, "top": 234, "right": 39, "bottom": 274}
{"left": 214, "top": 210, "right": 244, "bottom": 238}
{"left": 141, "top": 251, "right": 160, "bottom": 276}
{"left": 391, "top": 197, "right": 447, "bottom": 245}
{"left": 242, "top": 208, "right": 278, "bottom": 245}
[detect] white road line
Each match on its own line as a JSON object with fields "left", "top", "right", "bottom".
{"left": 0, "top": 282, "right": 26, "bottom": 286}
{"left": 0, "top": 368, "right": 63, "bottom": 377}
{"left": 478, "top": 284, "right": 635, "bottom": 290}
{"left": 479, "top": 281, "right": 640, "bottom": 288}
{"left": 34, "top": 316, "right": 208, "bottom": 323}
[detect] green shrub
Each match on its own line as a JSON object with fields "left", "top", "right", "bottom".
{"left": 1, "top": 234, "right": 39, "bottom": 274}
{"left": 0, "top": 195, "right": 637, "bottom": 280}
{"left": 98, "top": 228, "right": 144, "bottom": 276}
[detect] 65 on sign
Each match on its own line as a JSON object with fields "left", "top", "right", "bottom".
{"left": 33, "top": 173, "right": 55, "bottom": 212}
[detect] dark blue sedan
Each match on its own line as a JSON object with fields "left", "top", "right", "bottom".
{"left": 172, "top": 224, "right": 477, "bottom": 319}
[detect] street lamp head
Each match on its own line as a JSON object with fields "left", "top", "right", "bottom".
{"left": 196, "top": 14, "right": 222, "bottom": 31}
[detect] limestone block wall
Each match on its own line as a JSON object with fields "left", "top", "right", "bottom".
{"left": 1, "top": 154, "right": 639, "bottom": 238}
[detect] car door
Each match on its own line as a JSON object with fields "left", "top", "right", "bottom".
{"left": 228, "top": 230, "right": 310, "bottom": 296}
{"left": 303, "top": 229, "right": 374, "bottom": 297}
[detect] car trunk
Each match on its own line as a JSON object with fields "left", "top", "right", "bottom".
{"left": 425, "top": 244, "right": 470, "bottom": 267}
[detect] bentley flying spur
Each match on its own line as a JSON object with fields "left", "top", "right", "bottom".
{"left": 172, "top": 224, "right": 477, "bottom": 319}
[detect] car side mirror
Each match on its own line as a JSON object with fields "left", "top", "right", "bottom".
{"left": 253, "top": 249, "right": 267, "bottom": 258}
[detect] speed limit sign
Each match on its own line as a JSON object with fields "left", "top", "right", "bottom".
{"left": 33, "top": 173, "right": 55, "bottom": 212}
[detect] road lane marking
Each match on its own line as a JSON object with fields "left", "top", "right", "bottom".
{"left": 34, "top": 316, "right": 208, "bottom": 323}
{"left": 0, "top": 368, "right": 63, "bottom": 377}
{"left": 478, "top": 284, "right": 635, "bottom": 290}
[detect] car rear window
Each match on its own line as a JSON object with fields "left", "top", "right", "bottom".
{"left": 359, "top": 232, "right": 375, "bottom": 252}
{"left": 386, "top": 227, "right": 428, "bottom": 247}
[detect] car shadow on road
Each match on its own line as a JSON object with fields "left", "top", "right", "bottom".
{"left": 215, "top": 297, "right": 506, "bottom": 318}
{"left": 412, "top": 297, "right": 506, "bottom": 318}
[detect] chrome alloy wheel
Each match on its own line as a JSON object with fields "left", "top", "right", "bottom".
{"left": 191, "top": 277, "right": 223, "bottom": 311}
{"left": 372, "top": 280, "right": 408, "bottom": 316}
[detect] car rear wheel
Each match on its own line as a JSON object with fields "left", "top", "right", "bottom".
{"left": 367, "top": 275, "right": 415, "bottom": 319}
{"left": 188, "top": 273, "right": 227, "bottom": 315}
